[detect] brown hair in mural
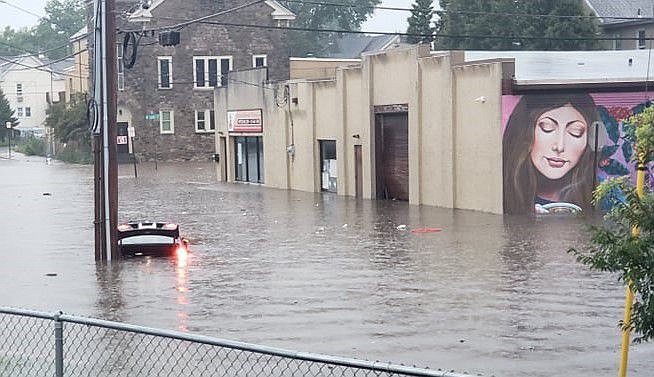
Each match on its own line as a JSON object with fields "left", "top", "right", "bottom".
{"left": 503, "top": 93, "right": 598, "bottom": 214}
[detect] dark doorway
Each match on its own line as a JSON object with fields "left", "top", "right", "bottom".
{"left": 354, "top": 145, "right": 362, "bottom": 198}
{"left": 319, "top": 140, "right": 337, "bottom": 193}
{"left": 220, "top": 136, "right": 227, "bottom": 182}
{"left": 117, "top": 122, "right": 130, "bottom": 163}
{"left": 375, "top": 112, "right": 409, "bottom": 201}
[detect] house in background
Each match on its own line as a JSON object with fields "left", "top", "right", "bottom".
{"left": 585, "top": 0, "right": 654, "bottom": 50}
{"left": 0, "top": 55, "right": 73, "bottom": 137}
{"left": 290, "top": 34, "right": 401, "bottom": 80}
{"left": 66, "top": 26, "right": 89, "bottom": 102}
{"left": 111, "top": 0, "right": 295, "bottom": 162}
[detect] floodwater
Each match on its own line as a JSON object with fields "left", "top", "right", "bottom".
{"left": 1, "top": 150, "right": 652, "bottom": 377}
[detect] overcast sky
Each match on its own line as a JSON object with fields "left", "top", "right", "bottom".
{"left": 0, "top": 0, "right": 416, "bottom": 33}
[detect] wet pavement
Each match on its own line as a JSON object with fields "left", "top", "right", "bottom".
{"left": 1, "top": 149, "right": 653, "bottom": 377}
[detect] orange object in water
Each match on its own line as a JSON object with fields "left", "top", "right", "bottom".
{"left": 410, "top": 227, "right": 442, "bottom": 234}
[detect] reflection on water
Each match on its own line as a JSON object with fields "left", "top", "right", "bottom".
{"left": 0, "top": 157, "right": 652, "bottom": 377}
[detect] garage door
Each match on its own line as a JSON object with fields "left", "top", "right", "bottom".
{"left": 376, "top": 113, "right": 409, "bottom": 201}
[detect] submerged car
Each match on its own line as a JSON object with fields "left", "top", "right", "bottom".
{"left": 117, "top": 222, "right": 189, "bottom": 257}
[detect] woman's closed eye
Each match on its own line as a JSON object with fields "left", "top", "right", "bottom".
{"left": 567, "top": 123, "right": 586, "bottom": 138}
{"left": 537, "top": 119, "right": 557, "bottom": 133}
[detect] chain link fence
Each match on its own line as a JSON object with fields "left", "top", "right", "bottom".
{"left": 0, "top": 307, "right": 473, "bottom": 377}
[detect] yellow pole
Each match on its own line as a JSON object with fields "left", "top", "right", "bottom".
{"left": 618, "top": 153, "right": 646, "bottom": 377}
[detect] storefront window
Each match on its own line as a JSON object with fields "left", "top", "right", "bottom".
{"left": 235, "top": 136, "right": 264, "bottom": 183}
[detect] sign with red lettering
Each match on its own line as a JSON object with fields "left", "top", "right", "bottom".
{"left": 117, "top": 136, "right": 128, "bottom": 145}
{"left": 228, "top": 109, "right": 263, "bottom": 133}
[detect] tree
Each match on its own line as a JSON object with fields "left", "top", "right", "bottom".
{"left": 435, "top": 0, "right": 599, "bottom": 50}
{"left": 0, "top": 89, "right": 19, "bottom": 142}
{"left": 281, "top": 0, "right": 381, "bottom": 57}
{"left": 0, "top": 0, "right": 85, "bottom": 59}
{"left": 570, "top": 105, "right": 654, "bottom": 344}
{"left": 45, "top": 97, "right": 88, "bottom": 146}
{"left": 406, "top": 0, "right": 435, "bottom": 44}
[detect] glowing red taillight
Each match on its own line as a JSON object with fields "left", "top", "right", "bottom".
{"left": 176, "top": 245, "right": 188, "bottom": 261}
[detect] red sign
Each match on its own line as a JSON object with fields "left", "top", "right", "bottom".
{"left": 228, "top": 109, "right": 263, "bottom": 133}
{"left": 117, "top": 136, "right": 128, "bottom": 145}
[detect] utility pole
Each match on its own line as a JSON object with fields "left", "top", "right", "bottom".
{"left": 107, "top": 0, "right": 119, "bottom": 261}
{"left": 93, "top": 0, "right": 119, "bottom": 261}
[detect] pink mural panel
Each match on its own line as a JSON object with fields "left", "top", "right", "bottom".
{"left": 502, "top": 91, "right": 654, "bottom": 215}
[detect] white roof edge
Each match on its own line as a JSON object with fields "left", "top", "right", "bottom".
{"left": 515, "top": 78, "right": 652, "bottom": 85}
{"left": 379, "top": 35, "right": 401, "bottom": 50}
{"left": 265, "top": 0, "right": 296, "bottom": 20}
{"left": 582, "top": 0, "right": 600, "bottom": 17}
{"left": 290, "top": 57, "right": 361, "bottom": 62}
{"left": 69, "top": 26, "right": 88, "bottom": 42}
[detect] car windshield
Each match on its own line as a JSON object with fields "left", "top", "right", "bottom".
{"left": 119, "top": 235, "right": 175, "bottom": 245}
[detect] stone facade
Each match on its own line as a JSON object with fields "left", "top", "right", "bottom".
{"left": 116, "top": 0, "right": 292, "bottom": 161}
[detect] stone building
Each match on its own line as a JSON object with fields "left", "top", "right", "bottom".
{"left": 112, "top": 0, "right": 294, "bottom": 162}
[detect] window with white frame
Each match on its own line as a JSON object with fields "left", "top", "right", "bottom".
{"left": 25, "top": 107, "right": 31, "bottom": 117}
{"left": 160, "top": 109, "right": 174, "bottom": 134}
{"left": 117, "top": 44, "right": 125, "bottom": 91}
{"left": 195, "top": 109, "right": 216, "bottom": 133}
{"left": 17, "top": 107, "right": 23, "bottom": 117}
{"left": 193, "top": 56, "right": 232, "bottom": 88}
{"left": 158, "top": 56, "right": 173, "bottom": 89}
{"left": 253, "top": 54, "right": 267, "bottom": 68}
{"left": 638, "top": 30, "right": 646, "bottom": 49}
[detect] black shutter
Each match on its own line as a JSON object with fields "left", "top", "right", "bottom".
{"left": 208, "top": 59, "right": 218, "bottom": 87}
{"left": 160, "top": 59, "right": 170, "bottom": 88}
{"left": 220, "top": 58, "right": 230, "bottom": 86}
{"left": 195, "top": 59, "right": 205, "bottom": 87}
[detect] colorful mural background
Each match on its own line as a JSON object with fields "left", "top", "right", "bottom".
{"left": 502, "top": 92, "right": 654, "bottom": 215}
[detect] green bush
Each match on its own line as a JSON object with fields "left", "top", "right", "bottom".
{"left": 15, "top": 137, "right": 46, "bottom": 156}
{"left": 55, "top": 142, "right": 92, "bottom": 164}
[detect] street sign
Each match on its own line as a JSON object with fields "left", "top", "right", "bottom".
{"left": 128, "top": 126, "right": 135, "bottom": 138}
{"left": 145, "top": 113, "right": 160, "bottom": 120}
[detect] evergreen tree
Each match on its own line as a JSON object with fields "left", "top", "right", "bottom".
{"left": 435, "top": 0, "right": 599, "bottom": 50}
{"left": 406, "top": 0, "right": 435, "bottom": 44}
{"left": 0, "top": 89, "right": 19, "bottom": 142}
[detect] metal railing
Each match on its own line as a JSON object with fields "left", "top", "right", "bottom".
{"left": 0, "top": 307, "right": 473, "bottom": 377}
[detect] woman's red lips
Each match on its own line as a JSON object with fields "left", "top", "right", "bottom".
{"left": 545, "top": 157, "right": 568, "bottom": 168}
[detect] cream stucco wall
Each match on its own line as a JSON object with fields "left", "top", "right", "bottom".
{"left": 216, "top": 46, "right": 510, "bottom": 214}
{"left": 290, "top": 58, "right": 360, "bottom": 80}
{"left": 452, "top": 62, "right": 505, "bottom": 214}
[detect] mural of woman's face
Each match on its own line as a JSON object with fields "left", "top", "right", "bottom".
{"left": 530, "top": 105, "right": 588, "bottom": 180}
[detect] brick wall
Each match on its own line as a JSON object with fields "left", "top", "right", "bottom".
{"left": 115, "top": 0, "right": 290, "bottom": 161}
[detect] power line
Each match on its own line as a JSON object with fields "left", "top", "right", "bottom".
{"left": 0, "top": 0, "right": 43, "bottom": 19}
{"left": 0, "top": 40, "right": 75, "bottom": 57}
{"left": 0, "top": 54, "right": 88, "bottom": 80}
{"left": 281, "top": 0, "right": 652, "bottom": 21}
{"left": 144, "top": 16, "right": 654, "bottom": 43}
{"left": 12, "top": 49, "right": 89, "bottom": 71}
{"left": 121, "top": 0, "right": 267, "bottom": 33}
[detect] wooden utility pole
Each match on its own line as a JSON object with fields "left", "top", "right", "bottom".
{"left": 107, "top": 0, "right": 119, "bottom": 261}
{"left": 93, "top": 0, "right": 119, "bottom": 261}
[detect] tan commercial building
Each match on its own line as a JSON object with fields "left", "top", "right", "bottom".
{"left": 214, "top": 45, "right": 513, "bottom": 214}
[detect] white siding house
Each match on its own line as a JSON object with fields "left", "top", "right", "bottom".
{"left": 0, "top": 55, "right": 71, "bottom": 134}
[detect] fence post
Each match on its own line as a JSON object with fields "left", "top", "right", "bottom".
{"left": 54, "top": 311, "right": 64, "bottom": 377}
